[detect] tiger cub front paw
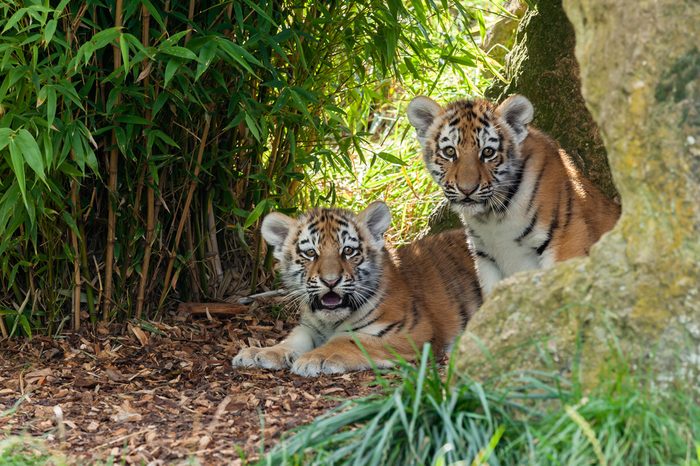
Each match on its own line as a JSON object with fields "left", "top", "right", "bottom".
{"left": 291, "top": 352, "right": 360, "bottom": 377}
{"left": 232, "top": 346, "right": 298, "bottom": 370}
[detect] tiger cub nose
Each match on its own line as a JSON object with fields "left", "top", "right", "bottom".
{"left": 457, "top": 184, "right": 479, "bottom": 197}
{"left": 320, "top": 276, "right": 340, "bottom": 288}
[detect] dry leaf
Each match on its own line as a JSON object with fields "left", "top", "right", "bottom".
{"left": 129, "top": 323, "right": 149, "bottom": 347}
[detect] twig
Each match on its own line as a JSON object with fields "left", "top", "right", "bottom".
{"left": 237, "top": 289, "right": 286, "bottom": 305}
{"left": 177, "top": 302, "right": 248, "bottom": 315}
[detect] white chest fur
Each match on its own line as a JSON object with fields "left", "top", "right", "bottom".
{"left": 458, "top": 167, "right": 554, "bottom": 294}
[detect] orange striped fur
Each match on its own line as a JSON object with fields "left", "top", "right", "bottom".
{"left": 232, "top": 202, "right": 482, "bottom": 376}
{"left": 407, "top": 95, "right": 620, "bottom": 294}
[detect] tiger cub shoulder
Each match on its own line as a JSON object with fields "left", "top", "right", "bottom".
{"left": 407, "top": 94, "right": 621, "bottom": 294}
{"left": 232, "top": 201, "right": 482, "bottom": 376}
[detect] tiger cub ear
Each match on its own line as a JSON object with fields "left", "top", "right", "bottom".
{"left": 261, "top": 212, "right": 296, "bottom": 249}
{"left": 496, "top": 94, "right": 534, "bottom": 144}
{"left": 357, "top": 201, "right": 392, "bottom": 245}
{"left": 407, "top": 96, "right": 443, "bottom": 146}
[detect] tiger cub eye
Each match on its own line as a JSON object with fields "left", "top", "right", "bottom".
{"left": 442, "top": 147, "right": 456, "bottom": 159}
{"left": 481, "top": 147, "right": 495, "bottom": 159}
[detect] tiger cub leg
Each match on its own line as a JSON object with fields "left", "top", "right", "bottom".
{"left": 292, "top": 334, "right": 403, "bottom": 377}
{"left": 475, "top": 255, "right": 503, "bottom": 295}
{"left": 232, "top": 325, "right": 315, "bottom": 370}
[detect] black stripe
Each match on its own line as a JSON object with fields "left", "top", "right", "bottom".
{"left": 516, "top": 211, "right": 538, "bottom": 242}
{"left": 563, "top": 181, "right": 574, "bottom": 228}
{"left": 458, "top": 302, "right": 470, "bottom": 328}
{"left": 351, "top": 315, "right": 380, "bottom": 332}
{"left": 526, "top": 160, "right": 548, "bottom": 214}
{"left": 409, "top": 302, "right": 421, "bottom": 330}
{"left": 449, "top": 117, "right": 460, "bottom": 127}
{"left": 441, "top": 136, "right": 449, "bottom": 142}
{"left": 535, "top": 192, "right": 562, "bottom": 256}
{"left": 475, "top": 250, "right": 497, "bottom": 263}
{"left": 498, "top": 159, "right": 525, "bottom": 212}
{"left": 376, "top": 321, "right": 401, "bottom": 337}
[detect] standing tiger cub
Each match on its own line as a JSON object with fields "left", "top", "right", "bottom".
{"left": 232, "top": 201, "right": 482, "bottom": 376}
{"left": 407, "top": 95, "right": 620, "bottom": 294}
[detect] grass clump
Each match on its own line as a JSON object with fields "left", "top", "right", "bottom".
{"left": 0, "top": 437, "right": 64, "bottom": 466}
{"left": 258, "top": 345, "right": 700, "bottom": 465}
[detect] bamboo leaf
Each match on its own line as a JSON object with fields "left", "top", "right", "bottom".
{"left": 7, "top": 135, "right": 28, "bottom": 211}
{"left": 0, "top": 128, "right": 11, "bottom": 151}
{"left": 13, "top": 129, "right": 47, "bottom": 183}
{"left": 160, "top": 46, "right": 198, "bottom": 61}
{"left": 244, "top": 200, "right": 268, "bottom": 229}
{"left": 3, "top": 7, "right": 28, "bottom": 33}
{"left": 46, "top": 86, "right": 56, "bottom": 128}
{"left": 243, "top": 112, "right": 261, "bottom": 141}
{"left": 119, "top": 33, "right": 130, "bottom": 72}
{"left": 140, "top": 0, "right": 165, "bottom": 30}
{"left": 164, "top": 59, "right": 179, "bottom": 87}
{"left": 44, "top": 19, "right": 57, "bottom": 44}
{"left": 61, "top": 211, "right": 80, "bottom": 239}
{"left": 376, "top": 151, "right": 406, "bottom": 166}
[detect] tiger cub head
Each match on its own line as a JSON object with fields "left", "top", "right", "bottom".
{"left": 407, "top": 94, "right": 534, "bottom": 217}
{"left": 261, "top": 201, "right": 391, "bottom": 322}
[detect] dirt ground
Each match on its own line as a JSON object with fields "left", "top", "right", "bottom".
{"left": 0, "top": 305, "right": 385, "bottom": 464}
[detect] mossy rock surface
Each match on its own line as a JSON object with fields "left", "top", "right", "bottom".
{"left": 454, "top": 0, "right": 700, "bottom": 390}
{"left": 490, "top": 0, "right": 617, "bottom": 200}
{"left": 429, "top": 0, "right": 618, "bottom": 234}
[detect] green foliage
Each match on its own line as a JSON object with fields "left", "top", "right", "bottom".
{"left": 0, "top": 436, "right": 65, "bottom": 466}
{"left": 0, "top": 0, "right": 505, "bottom": 333}
{"left": 259, "top": 346, "right": 700, "bottom": 465}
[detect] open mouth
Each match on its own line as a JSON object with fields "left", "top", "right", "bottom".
{"left": 313, "top": 291, "right": 349, "bottom": 311}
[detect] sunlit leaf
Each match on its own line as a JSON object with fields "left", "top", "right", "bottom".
{"left": 244, "top": 200, "right": 268, "bottom": 229}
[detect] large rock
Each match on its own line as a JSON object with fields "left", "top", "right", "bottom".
{"left": 489, "top": 0, "right": 617, "bottom": 199}
{"left": 428, "top": 0, "right": 617, "bottom": 235}
{"left": 455, "top": 0, "right": 700, "bottom": 388}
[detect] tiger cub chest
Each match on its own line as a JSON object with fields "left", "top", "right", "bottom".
{"left": 460, "top": 181, "right": 555, "bottom": 293}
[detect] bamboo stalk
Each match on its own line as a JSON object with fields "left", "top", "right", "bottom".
{"left": 207, "top": 195, "right": 223, "bottom": 284}
{"left": 135, "top": 3, "right": 153, "bottom": 320}
{"left": 71, "top": 178, "right": 82, "bottom": 331}
{"left": 102, "top": 0, "right": 124, "bottom": 321}
{"left": 185, "top": 218, "right": 201, "bottom": 301}
{"left": 158, "top": 113, "right": 212, "bottom": 310}
{"left": 0, "top": 314, "right": 7, "bottom": 339}
{"left": 64, "top": 18, "right": 82, "bottom": 331}
{"left": 185, "top": 0, "right": 196, "bottom": 44}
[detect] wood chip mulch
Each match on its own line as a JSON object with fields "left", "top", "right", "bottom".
{"left": 0, "top": 308, "right": 386, "bottom": 464}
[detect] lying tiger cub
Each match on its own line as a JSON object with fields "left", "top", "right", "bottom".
{"left": 232, "top": 201, "right": 482, "bottom": 376}
{"left": 407, "top": 94, "right": 621, "bottom": 294}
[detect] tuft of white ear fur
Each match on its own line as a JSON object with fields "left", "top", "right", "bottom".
{"left": 357, "top": 201, "right": 391, "bottom": 245}
{"left": 496, "top": 94, "right": 534, "bottom": 144}
{"left": 261, "top": 212, "right": 295, "bottom": 249}
{"left": 407, "top": 96, "right": 443, "bottom": 146}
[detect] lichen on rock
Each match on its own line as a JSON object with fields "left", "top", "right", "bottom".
{"left": 455, "top": 0, "right": 700, "bottom": 390}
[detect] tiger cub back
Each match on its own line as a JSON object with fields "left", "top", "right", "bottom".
{"left": 232, "top": 201, "right": 482, "bottom": 376}
{"left": 407, "top": 94, "right": 620, "bottom": 294}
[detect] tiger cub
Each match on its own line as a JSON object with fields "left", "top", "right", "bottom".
{"left": 232, "top": 201, "right": 482, "bottom": 377}
{"left": 407, "top": 94, "right": 620, "bottom": 295}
